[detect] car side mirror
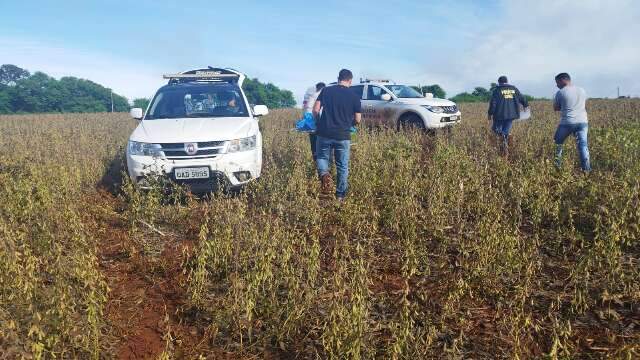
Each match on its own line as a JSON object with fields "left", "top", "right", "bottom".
{"left": 130, "top": 108, "right": 143, "bottom": 120}
{"left": 381, "top": 93, "right": 392, "bottom": 101}
{"left": 253, "top": 105, "right": 269, "bottom": 117}
{"left": 424, "top": 93, "right": 434, "bottom": 99}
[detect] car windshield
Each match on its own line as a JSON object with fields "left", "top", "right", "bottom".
{"left": 145, "top": 85, "right": 248, "bottom": 119}
{"left": 385, "top": 85, "right": 424, "bottom": 98}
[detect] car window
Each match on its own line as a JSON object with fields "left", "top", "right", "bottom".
{"left": 367, "top": 86, "right": 389, "bottom": 100}
{"left": 350, "top": 85, "right": 365, "bottom": 100}
{"left": 145, "top": 85, "right": 248, "bottom": 119}
{"left": 385, "top": 85, "right": 423, "bottom": 98}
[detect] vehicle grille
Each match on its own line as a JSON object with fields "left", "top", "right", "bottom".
{"left": 441, "top": 105, "right": 458, "bottom": 114}
{"left": 158, "top": 141, "right": 226, "bottom": 160}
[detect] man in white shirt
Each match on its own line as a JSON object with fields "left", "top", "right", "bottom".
{"left": 302, "top": 82, "right": 325, "bottom": 162}
{"left": 553, "top": 73, "right": 591, "bottom": 172}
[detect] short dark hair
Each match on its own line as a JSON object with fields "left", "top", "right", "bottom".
{"left": 498, "top": 76, "right": 508, "bottom": 84}
{"left": 555, "top": 73, "right": 571, "bottom": 81}
{"left": 316, "top": 82, "right": 326, "bottom": 91}
{"left": 338, "top": 69, "right": 353, "bottom": 82}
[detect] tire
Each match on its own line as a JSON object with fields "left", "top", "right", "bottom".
{"left": 397, "top": 113, "right": 426, "bottom": 132}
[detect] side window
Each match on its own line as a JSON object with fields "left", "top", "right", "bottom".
{"left": 350, "top": 85, "right": 365, "bottom": 100}
{"left": 367, "top": 86, "right": 388, "bottom": 100}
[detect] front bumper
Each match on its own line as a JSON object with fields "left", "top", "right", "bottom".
{"left": 423, "top": 112, "right": 462, "bottom": 128}
{"left": 126, "top": 149, "right": 261, "bottom": 191}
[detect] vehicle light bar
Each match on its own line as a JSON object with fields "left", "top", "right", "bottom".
{"left": 164, "top": 67, "right": 246, "bottom": 85}
{"left": 163, "top": 73, "right": 239, "bottom": 79}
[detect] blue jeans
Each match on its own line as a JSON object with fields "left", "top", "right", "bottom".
{"left": 554, "top": 123, "right": 591, "bottom": 171}
{"left": 316, "top": 136, "right": 351, "bottom": 198}
{"left": 492, "top": 118, "right": 515, "bottom": 138}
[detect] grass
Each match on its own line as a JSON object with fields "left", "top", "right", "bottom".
{"left": 0, "top": 100, "right": 639, "bottom": 358}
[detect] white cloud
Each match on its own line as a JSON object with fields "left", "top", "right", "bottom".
{"left": 0, "top": 37, "right": 165, "bottom": 100}
{"left": 433, "top": 0, "right": 640, "bottom": 98}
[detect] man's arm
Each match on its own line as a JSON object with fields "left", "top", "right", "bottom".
{"left": 353, "top": 96, "right": 362, "bottom": 125}
{"left": 312, "top": 100, "right": 322, "bottom": 118}
{"left": 516, "top": 88, "right": 529, "bottom": 108}
{"left": 488, "top": 90, "right": 497, "bottom": 120}
{"left": 553, "top": 92, "right": 561, "bottom": 112}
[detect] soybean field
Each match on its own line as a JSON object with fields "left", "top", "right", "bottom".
{"left": 1, "top": 100, "right": 639, "bottom": 358}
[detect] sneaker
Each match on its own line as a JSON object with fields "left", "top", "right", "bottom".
{"left": 320, "top": 174, "right": 333, "bottom": 194}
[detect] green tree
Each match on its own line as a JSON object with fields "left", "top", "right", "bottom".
{"left": 450, "top": 83, "right": 541, "bottom": 103}
{"left": 242, "top": 78, "right": 295, "bottom": 109}
{"left": 0, "top": 85, "right": 11, "bottom": 113}
{"left": 471, "top": 87, "right": 491, "bottom": 101}
{"left": 132, "top": 98, "right": 150, "bottom": 110}
{"left": 410, "top": 84, "right": 447, "bottom": 99}
{"left": 2, "top": 67, "right": 131, "bottom": 114}
{"left": 0, "top": 64, "right": 30, "bottom": 86}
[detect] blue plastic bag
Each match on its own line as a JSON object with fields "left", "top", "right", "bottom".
{"left": 295, "top": 112, "right": 316, "bottom": 132}
{"left": 295, "top": 112, "right": 357, "bottom": 133}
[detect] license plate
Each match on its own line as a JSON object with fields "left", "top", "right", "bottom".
{"left": 174, "top": 167, "right": 210, "bottom": 180}
{"left": 449, "top": 115, "right": 459, "bottom": 121}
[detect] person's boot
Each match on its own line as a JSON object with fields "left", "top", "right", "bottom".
{"left": 320, "top": 174, "right": 333, "bottom": 194}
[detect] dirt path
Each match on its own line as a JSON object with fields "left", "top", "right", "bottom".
{"left": 84, "top": 190, "right": 215, "bottom": 359}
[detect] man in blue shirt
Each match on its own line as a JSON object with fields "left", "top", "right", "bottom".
{"left": 313, "top": 69, "right": 362, "bottom": 201}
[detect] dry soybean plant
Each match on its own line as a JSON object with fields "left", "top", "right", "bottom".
{"left": 0, "top": 100, "right": 639, "bottom": 358}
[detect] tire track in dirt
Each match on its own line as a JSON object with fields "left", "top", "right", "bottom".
{"left": 84, "top": 189, "right": 217, "bottom": 359}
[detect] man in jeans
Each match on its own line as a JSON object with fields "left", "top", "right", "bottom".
{"left": 553, "top": 73, "right": 591, "bottom": 172}
{"left": 313, "top": 69, "right": 361, "bottom": 201}
{"left": 488, "top": 76, "right": 529, "bottom": 155}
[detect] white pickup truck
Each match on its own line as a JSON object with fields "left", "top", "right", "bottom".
{"left": 350, "top": 80, "right": 461, "bottom": 130}
{"left": 126, "top": 67, "right": 268, "bottom": 193}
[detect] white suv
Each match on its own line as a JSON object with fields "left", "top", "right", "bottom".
{"left": 126, "top": 68, "right": 268, "bottom": 193}
{"left": 350, "top": 80, "right": 461, "bottom": 130}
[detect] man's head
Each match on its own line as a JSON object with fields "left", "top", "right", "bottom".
{"left": 498, "top": 76, "right": 508, "bottom": 85}
{"left": 316, "top": 82, "right": 326, "bottom": 92}
{"left": 555, "top": 73, "right": 571, "bottom": 89}
{"left": 338, "top": 69, "right": 353, "bottom": 86}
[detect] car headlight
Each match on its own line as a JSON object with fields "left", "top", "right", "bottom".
{"left": 227, "top": 135, "right": 257, "bottom": 153}
{"left": 422, "top": 105, "right": 444, "bottom": 113}
{"left": 128, "top": 141, "right": 162, "bottom": 157}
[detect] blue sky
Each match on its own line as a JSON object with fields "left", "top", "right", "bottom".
{"left": 2, "top": 0, "right": 639, "bottom": 104}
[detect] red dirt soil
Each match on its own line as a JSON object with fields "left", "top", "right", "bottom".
{"left": 86, "top": 190, "right": 226, "bottom": 359}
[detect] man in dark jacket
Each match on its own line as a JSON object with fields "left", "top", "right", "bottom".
{"left": 488, "top": 76, "right": 529, "bottom": 155}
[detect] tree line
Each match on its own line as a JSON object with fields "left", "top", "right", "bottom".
{"left": 0, "top": 64, "right": 129, "bottom": 113}
{"left": 411, "top": 82, "right": 543, "bottom": 103}
{"left": 0, "top": 64, "right": 297, "bottom": 114}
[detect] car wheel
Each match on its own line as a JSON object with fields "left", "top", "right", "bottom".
{"left": 397, "top": 113, "right": 425, "bottom": 131}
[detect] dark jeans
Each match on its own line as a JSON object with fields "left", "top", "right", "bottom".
{"left": 316, "top": 135, "right": 351, "bottom": 198}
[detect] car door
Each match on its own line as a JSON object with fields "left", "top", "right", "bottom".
{"left": 363, "top": 85, "right": 392, "bottom": 127}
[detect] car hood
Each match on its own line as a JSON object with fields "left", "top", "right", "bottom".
{"left": 130, "top": 117, "right": 255, "bottom": 143}
{"left": 395, "top": 98, "right": 457, "bottom": 106}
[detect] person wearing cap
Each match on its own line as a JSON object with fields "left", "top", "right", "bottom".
{"left": 488, "top": 76, "right": 529, "bottom": 155}
{"left": 313, "top": 69, "right": 361, "bottom": 202}
{"left": 552, "top": 72, "right": 591, "bottom": 172}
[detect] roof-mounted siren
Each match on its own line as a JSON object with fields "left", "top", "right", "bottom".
{"left": 163, "top": 67, "right": 246, "bottom": 86}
